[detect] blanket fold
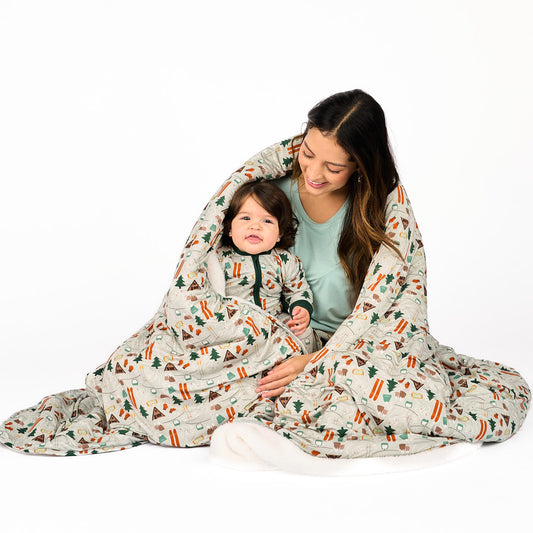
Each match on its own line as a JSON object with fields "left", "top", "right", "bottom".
{"left": 1, "top": 137, "right": 530, "bottom": 462}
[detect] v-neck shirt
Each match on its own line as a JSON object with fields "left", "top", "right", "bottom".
{"left": 275, "top": 176, "right": 355, "bottom": 333}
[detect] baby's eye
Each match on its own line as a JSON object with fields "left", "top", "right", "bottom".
{"left": 264, "top": 219, "right": 274, "bottom": 224}
{"left": 240, "top": 216, "right": 250, "bottom": 220}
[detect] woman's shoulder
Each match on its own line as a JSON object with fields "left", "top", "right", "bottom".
{"left": 385, "top": 181, "right": 413, "bottom": 214}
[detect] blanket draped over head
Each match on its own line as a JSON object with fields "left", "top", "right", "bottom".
{"left": 1, "top": 137, "right": 530, "bottom": 460}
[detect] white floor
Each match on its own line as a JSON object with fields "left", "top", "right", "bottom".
{"left": 1, "top": 423, "right": 530, "bottom": 532}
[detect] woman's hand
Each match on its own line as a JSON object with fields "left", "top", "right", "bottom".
{"left": 256, "top": 351, "right": 318, "bottom": 398}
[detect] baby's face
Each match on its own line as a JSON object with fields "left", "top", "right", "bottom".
{"left": 230, "top": 196, "right": 280, "bottom": 254}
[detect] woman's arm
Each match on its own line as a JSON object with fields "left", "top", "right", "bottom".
{"left": 256, "top": 352, "right": 316, "bottom": 398}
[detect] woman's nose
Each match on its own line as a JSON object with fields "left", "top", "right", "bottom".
{"left": 307, "top": 161, "right": 322, "bottom": 181}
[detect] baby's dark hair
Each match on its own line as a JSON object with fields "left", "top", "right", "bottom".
{"left": 221, "top": 180, "right": 298, "bottom": 250}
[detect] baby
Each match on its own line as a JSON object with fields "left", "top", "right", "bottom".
{"left": 218, "top": 180, "right": 313, "bottom": 341}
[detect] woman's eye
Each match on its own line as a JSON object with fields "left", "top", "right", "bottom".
{"left": 302, "top": 151, "right": 312, "bottom": 158}
{"left": 327, "top": 168, "right": 341, "bottom": 174}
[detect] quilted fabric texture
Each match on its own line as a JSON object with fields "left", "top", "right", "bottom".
{"left": 0, "top": 137, "right": 529, "bottom": 457}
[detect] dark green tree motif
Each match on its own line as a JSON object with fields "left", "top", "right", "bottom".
{"left": 337, "top": 427, "right": 348, "bottom": 439}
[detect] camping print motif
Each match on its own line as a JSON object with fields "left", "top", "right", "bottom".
{"left": 0, "top": 137, "right": 529, "bottom": 457}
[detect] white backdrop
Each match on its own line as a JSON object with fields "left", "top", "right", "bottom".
{"left": 1, "top": 1, "right": 532, "bottom": 531}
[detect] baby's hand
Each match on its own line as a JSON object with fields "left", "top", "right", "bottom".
{"left": 288, "top": 306, "right": 310, "bottom": 336}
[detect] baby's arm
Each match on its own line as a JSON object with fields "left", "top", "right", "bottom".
{"left": 279, "top": 251, "right": 313, "bottom": 328}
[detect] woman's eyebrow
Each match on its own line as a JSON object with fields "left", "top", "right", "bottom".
{"left": 303, "top": 140, "right": 347, "bottom": 167}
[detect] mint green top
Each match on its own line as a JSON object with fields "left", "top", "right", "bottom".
{"left": 275, "top": 176, "right": 355, "bottom": 333}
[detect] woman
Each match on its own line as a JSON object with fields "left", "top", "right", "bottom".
{"left": 1, "top": 89, "right": 529, "bottom": 457}
{"left": 257, "top": 89, "right": 403, "bottom": 398}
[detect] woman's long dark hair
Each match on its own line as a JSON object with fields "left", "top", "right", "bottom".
{"left": 292, "top": 89, "right": 402, "bottom": 296}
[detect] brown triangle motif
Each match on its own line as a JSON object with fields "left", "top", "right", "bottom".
{"left": 108, "top": 414, "right": 120, "bottom": 425}
{"left": 33, "top": 434, "right": 45, "bottom": 443}
{"left": 115, "top": 362, "right": 126, "bottom": 374}
{"left": 363, "top": 302, "right": 375, "bottom": 312}
{"left": 164, "top": 362, "right": 178, "bottom": 371}
{"left": 188, "top": 280, "right": 201, "bottom": 291}
{"left": 412, "top": 380, "right": 424, "bottom": 390}
{"left": 372, "top": 415, "right": 384, "bottom": 426}
{"left": 278, "top": 396, "right": 291, "bottom": 408}
{"left": 152, "top": 407, "right": 165, "bottom": 420}
{"left": 182, "top": 329, "right": 193, "bottom": 340}
{"left": 209, "top": 391, "right": 221, "bottom": 402}
{"left": 227, "top": 307, "right": 237, "bottom": 319}
{"left": 224, "top": 350, "right": 237, "bottom": 362}
{"left": 356, "top": 356, "right": 367, "bottom": 367}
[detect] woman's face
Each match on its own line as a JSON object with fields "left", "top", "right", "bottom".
{"left": 298, "top": 127, "right": 357, "bottom": 197}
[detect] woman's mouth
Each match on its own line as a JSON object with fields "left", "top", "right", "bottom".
{"left": 306, "top": 176, "right": 327, "bottom": 189}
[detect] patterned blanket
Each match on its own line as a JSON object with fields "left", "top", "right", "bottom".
{"left": 1, "top": 138, "right": 530, "bottom": 457}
